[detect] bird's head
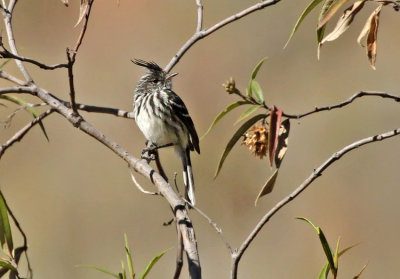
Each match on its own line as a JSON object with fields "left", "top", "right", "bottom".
{"left": 132, "top": 59, "right": 177, "bottom": 93}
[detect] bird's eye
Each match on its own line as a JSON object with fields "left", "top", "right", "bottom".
{"left": 152, "top": 79, "right": 159, "bottom": 83}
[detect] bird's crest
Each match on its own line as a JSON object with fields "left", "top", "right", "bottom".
{"left": 131, "top": 59, "right": 163, "bottom": 73}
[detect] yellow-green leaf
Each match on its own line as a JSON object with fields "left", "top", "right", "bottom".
{"left": 318, "top": 262, "right": 330, "bottom": 279}
{"left": 124, "top": 234, "right": 135, "bottom": 279}
{"left": 333, "top": 236, "right": 341, "bottom": 270}
{"left": 139, "top": 249, "right": 169, "bottom": 279}
{"left": 0, "top": 95, "right": 49, "bottom": 141}
{"left": 215, "top": 114, "right": 266, "bottom": 178}
{"left": 250, "top": 80, "right": 264, "bottom": 104}
{"left": 0, "top": 192, "right": 13, "bottom": 255}
{"left": 234, "top": 105, "right": 262, "bottom": 125}
{"left": 250, "top": 57, "right": 267, "bottom": 80}
{"left": 255, "top": 169, "right": 278, "bottom": 206}
{"left": 76, "top": 265, "right": 120, "bottom": 279}
{"left": 201, "top": 101, "right": 249, "bottom": 139}
{"left": 284, "top": 0, "right": 325, "bottom": 48}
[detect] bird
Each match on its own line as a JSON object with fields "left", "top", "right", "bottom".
{"left": 132, "top": 59, "right": 200, "bottom": 206}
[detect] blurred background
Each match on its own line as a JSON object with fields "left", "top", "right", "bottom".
{"left": 0, "top": 0, "right": 399, "bottom": 278}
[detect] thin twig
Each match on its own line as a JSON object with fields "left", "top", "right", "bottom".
{"left": 183, "top": 198, "right": 233, "bottom": 254}
{"left": 0, "top": 108, "right": 54, "bottom": 158}
{"left": 130, "top": 171, "right": 159, "bottom": 195}
{"left": 66, "top": 50, "right": 78, "bottom": 114}
{"left": 1, "top": 103, "right": 47, "bottom": 128}
{"left": 230, "top": 127, "right": 400, "bottom": 279}
{"left": 165, "top": 0, "right": 281, "bottom": 72}
{"left": 195, "top": 0, "right": 203, "bottom": 33}
{"left": 284, "top": 91, "right": 400, "bottom": 119}
{"left": 0, "top": 86, "right": 35, "bottom": 95}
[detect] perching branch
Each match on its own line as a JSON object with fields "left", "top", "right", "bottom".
{"left": 0, "top": 108, "right": 55, "bottom": 158}
{"left": 0, "top": 69, "right": 26, "bottom": 85}
{"left": 230, "top": 127, "right": 400, "bottom": 279}
{"left": 165, "top": 0, "right": 282, "bottom": 72}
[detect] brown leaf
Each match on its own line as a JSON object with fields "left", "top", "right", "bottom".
{"left": 61, "top": 0, "right": 69, "bottom": 6}
{"left": 274, "top": 119, "right": 290, "bottom": 168}
{"left": 353, "top": 263, "right": 368, "bottom": 279}
{"left": 366, "top": 5, "right": 382, "bottom": 70}
{"left": 321, "top": 1, "right": 366, "bottom": 44}
{"left": 268, "top": 106, "right": 282, "bottom": 167}
{"left": 255, "top": 169, "right": 279, "bottom": 206}
{"left": 318, "top": 0, "right": 352, "bottom": 29}
{"left": 75, "top": 0, "right": 90, "bottom": 27}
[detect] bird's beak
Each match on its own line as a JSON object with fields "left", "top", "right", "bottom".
{"left": 166, "top": 72, "right": 178, "bottom": 80}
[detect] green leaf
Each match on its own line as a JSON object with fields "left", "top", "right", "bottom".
{"left": 333, "top": 237, "right": 340, "bottom": 270}
{"left": 318, "top": 0, "right": 352, "bottom": 29}
{"left": 214, "top": 114, "right": 266, "bottom": 178}
{"left": 201, "top": 101, "right": 249, "bottom": 139}
{"left": 121, "top": 261, "right": 127, "bottom": 279}
{"left": 124, "top": 234, "right": 135, "bottom": 279}
{"left": 234, "top": 105, "right": 262, "bottom": 124}
{"left": 0, "top": 260, "right": 17, "bottom": 273}
{"left": 0, "top": 95, "right": 49, "bottom": 141}
{"left": 284, "top": 0, "right": 325, "bottom": 48}
{"left": 250, "top": 57, "right": 267, "bottom": 80}
{"left": 76, "top": 264, "right": 119, "bottom": 279}
{"left": 296, "top": 217, "right": 336, "bottom": 277}
{"left": 318, "top": 262, "right": 330, "bottom": 279}
{"left": 139, "top": 249, "right": 169, "bottom": 279}
{"left": 0, "top": 192, "right": 13, "bottom": 255}
{"left": 250, "top": 80, "right": 264, "bottom": 103}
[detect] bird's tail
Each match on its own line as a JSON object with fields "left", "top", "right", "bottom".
{"left": 178, "top": 147, "right": 195, "bottom": 206}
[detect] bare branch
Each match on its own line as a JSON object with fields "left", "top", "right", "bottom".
{"left": 195, "top": 0, "right": 203, "bottom": 33}
{"left": 0, "top": 45, "right": 68, "bottom": 70}
{"left": 71, "top": 0, "right": 95, "bottom": 61}
{"left": 2, "top": 0, "right": 33, "bottom": 83}
{"left": 165, "top": 0, "right": 281, "bottom": 72}
{"left": 230, "top": 127, "right": 400, "bottom": 278}
{"left": 284, "top": 91, "right": 400, "bottom": 119}
{"left": 0, "top": 108, "right": 54, "bottom": 158}
{"left": 173, "top": 222, "right": 184, "bottom": 279}
{"left": 0, "top": 69, "right": 25, "bottom": 85}
{"left": 0, "top": 86, "right": 36, "bottom": 95}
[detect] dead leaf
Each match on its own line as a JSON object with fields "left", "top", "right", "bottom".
{"left": 255, "top": 169, "right": 279, "bottom": 206}
{"left": 75, "top": 0, "right": 90, "bottom": 27}
{"left": 274, "top": 119, "right": 290, "bottom": 168}
{"left": 321, "top": 1, "right": 366, "bottom": 44}
{"left": 318, "top": 0, "right": 352, "bottom": 29}
{"left": 61, "top": 0, "right": 69, "bottom": 6}
{"left": 268, "top": 107, "right": 282, "bottom": 167}
{"left": 366, "top": 5, "right": 382, "bottom": 70}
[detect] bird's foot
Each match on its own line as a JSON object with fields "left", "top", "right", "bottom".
{"left": 141, "top": 144, "right": 157, "bottom": 161}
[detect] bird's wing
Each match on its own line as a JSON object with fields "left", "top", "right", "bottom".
{"left": 167, "top": 90, "right": 200, "bottom": 154}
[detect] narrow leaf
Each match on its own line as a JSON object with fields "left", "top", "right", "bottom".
{"left": 296, "top": 217, "right": 336, "bottom": 276}
{"left": 251, "top": 57, "right": 267, "bottom": 80}
{"left": 317, "top": 0, "right": 334, "bottom": 58}
{"left": 255, "top": 169, "right": 278, "bottom": 206}
{"left": 76, "top": 265, "right": 119, "bottom": 278}
{"left": 0, "top": 95, "right": 49, "bottom": 141}
{"left": 0, "top": 193, "right": 13, "bottom": 255}
{"left": 318, "top": 0, "right": 352, "bottom": 29}
{"left": 353, "top": 263, "right": 368, "bottom": 279}
{"left": 267, "top": 107, "right": 282, "bottom": 167}
{"left": 139, "top": 249, "right": 169, "bottom": 279}
{"left": 215, "top": 114, "right": 266, "bottom": 178}
{"left": 234, "top": 105, "right": 262, "bottom": 124}
{"left": 75, "top": 0, "right": 89, "bottom": 27}
{"left": 274, "top": 119, "right": 290, "bottom": 168}
{"left": 284, "top": 0, "right": 325, "bottom": 48}
{"left": 318, "top": 262, "right": 330, "bottom": 279}
{"left": 333, "top": 236, "right": 341, "bottom": 270}
{"left": 0, "top": 261, "right": 17, "bottom": 273}
{"left": 321, "top": 1, "right": 366, "bottom": 44}
{"left": 357, "top": 8, "right": 376, "bottom": 47}
{"left": 250, "top": 80, "right": 264, "bottom": 104}
{"left": 0, "top": 59, "right": 11, "bottom": 69}
{"left": 366, "top": 5, "right": 382, "bottom": 70}
{"left": 121, "top": 261, "right": 127, "bottom": 279}
{"left": 124, "top": 234, "right": 135, "bottom": 279}
{"left": 201, "top": 101, "right": 249, "bottom": 139}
